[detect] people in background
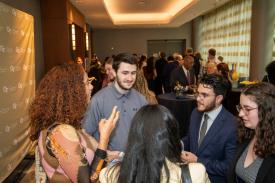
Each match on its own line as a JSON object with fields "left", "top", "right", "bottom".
{"left": 99, "top": 104, "right": 210, "bottom": 183}
{"left": 182, "top": 74, "right": 237, "bottom": 183}
{"left": 138, "top": 54, "right": 147, "bottom": 71}
{"left": 217, "top": 56, "right": 224, "bottom": 63}
{"left": 170, "top": 55, "right": 195, "bottom": 90}
{"left": 262, "top": 60, "right": 275, "bottom": 86}
{"left": 143, "top": 56, "right": 157, "bottom": 93}
{"left": 217, "top": 62, "right": 232, "bottom": 89}
{"left": 163, "top": 55, "right": 179, "bottom": 93}
{"left": 102, "top": 57, "right": 115, "bottom": 88}
{"left": 185, "top": 47, "right": 194, "bottom": 57}
{"left": 193, "top": 51, "right": 202, "bottom": 82}
{"left": 83, "top": 53, "right": 147, "bottom": 152}
{"left": 88, "top": 58, "right": 105, "bottom": 95}
{"left": 206, "top": 61, "right": 218, "bottom": 75}
{"left": 133, "top": 70, "right": 157, "bottom": 104}
{"left": 76, "top": 56, "right": 83, "bottom": 65}
{"left": 155, "top": 51, "right": 167, "bottom": 95}
{"left": 208, "top": 48, "right": 221, "bottom": 64}
{"left": 227, "top": 82, "right": 275, "bottom": 183}
{"left": 29, "top": 63, "right": 119, "bottom": 182}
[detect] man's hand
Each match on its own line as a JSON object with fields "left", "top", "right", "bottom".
{"left": 181, "top": 151, "right": 198, "bottom": 163}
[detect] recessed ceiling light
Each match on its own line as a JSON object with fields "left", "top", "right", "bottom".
{"left": 138, "top": 1, "right": 145, "bottom": 5}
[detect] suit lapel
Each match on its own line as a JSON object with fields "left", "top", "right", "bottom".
{"left": 179, "top": 66, "right": 187, "bottom": 84}
{"left": 198, "top": 108, "right": 225, "bottom": 154}
{"left": 255, "top": 155, "right": 275, "bottom": 183}
{"left": 192, "top": 112, "right": 203, "bottom": 154}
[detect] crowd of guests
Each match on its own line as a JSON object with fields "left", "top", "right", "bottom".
{"left": 28, "top": 50, "right": 275, "bottom": 183}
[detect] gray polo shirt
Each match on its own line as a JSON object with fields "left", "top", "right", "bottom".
{"left": 83, "top": 83, "right": 147, "bottom": 151}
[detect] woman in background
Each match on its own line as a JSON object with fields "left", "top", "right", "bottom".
{"left": 29, "top": 63, "right": 119, "bottom": 183}
{"left": 133, "top": 70, "right": 157, "bottom": 104}
{"left": 100, "top": 104, "right": 210, "bottom": 183}
{"left": 102, "top": 57, "right": 115, "bottom": 88}
{"left": 227, "top": 82, "right": 275, "bottom": 183}
{"left": 138, "top": 54, "right": 147, "bottom": 71}
{"left": 143, "top": 56, "right": 157, "bottom": 93}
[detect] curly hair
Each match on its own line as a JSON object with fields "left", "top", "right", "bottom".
{"left": 238, "top": 82, "right": 275, "bottom": 158}
{"left": 29, "top": 64, "right": 88, "bottom": 141}
{"left": 217, "top": 62, "right": 229, "bottom": 79}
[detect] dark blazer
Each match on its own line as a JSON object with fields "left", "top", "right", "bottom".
{"left": 227, "top": 139, "right": 275, "bottom": 183}
{"left": 170, "top": 66, "right": 195, "bottom": 89}
{"left": 183, "top": 106, "right": 237, "bottom": 183}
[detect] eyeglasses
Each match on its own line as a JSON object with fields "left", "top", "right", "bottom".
{"left": 236, "top": 104, "right": 257, "bottom": 115}
{"left": 84, "top": 80, "right": 92, "bottom": 86}
{"left": 195, "top": 92, "right": 216, "bottom": 99}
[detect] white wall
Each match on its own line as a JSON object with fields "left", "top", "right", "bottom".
{"left": 92, "top": 22, "right": 192, "bottom": 60}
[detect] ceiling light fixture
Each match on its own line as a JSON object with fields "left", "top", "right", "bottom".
{"left": 103, "top": 0, "right": 195, "bottom": 25}
{"left": 138, "top": 1, "right": 145, "bottom": 5}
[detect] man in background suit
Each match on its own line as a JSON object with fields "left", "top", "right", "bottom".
{"left": 182, "top": 74, "right": 237, "bottom": 183}
{"left": 170, "top": 55, "right": 195, "bottom": 90}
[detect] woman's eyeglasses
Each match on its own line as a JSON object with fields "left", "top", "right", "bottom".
{"left": 236, "top": 104, "right": 257, "bottom": 115}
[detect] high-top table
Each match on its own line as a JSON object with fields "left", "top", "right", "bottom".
{"left": 157, "top": 93, "right": 197, "bottom": 138}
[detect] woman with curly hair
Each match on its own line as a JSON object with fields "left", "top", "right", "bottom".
{"left": 133, "top": 70, "right": 157, "bottom": 105}
{"left": 29, "top": 63, "right": 119, "bottom": 183}
{"left": 99, "top": 104, "right": 210, "bottom": 183}
{"left": 227, "top": 82, "right": 275, "bottom": 183}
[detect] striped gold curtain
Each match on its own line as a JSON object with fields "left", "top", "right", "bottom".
{"left": 199, "top": 0, "right": 252, "bottom": 77}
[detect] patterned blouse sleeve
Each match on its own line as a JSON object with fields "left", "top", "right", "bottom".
{"left": 47, "top": 124, "right": 106, "bottom": 183}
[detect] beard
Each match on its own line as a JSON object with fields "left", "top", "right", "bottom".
{"left": 116, "top": 77, "right": 134, "bottom": 91}
{"left": 197, "top": 99, "right": 216, "bottom": 112}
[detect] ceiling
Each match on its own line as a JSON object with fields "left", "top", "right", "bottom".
{"left": 69, "top": 0, "right": 230, "bottom": 29}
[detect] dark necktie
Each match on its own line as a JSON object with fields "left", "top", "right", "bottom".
{"left": 186, "top": 70, "right": 190, "bottom": 84}
{"left": 198, "top": 114, "right": 209, "bottom": 147}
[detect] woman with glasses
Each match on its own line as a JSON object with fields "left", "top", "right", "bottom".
{"left": 227, "top": 82, "right": 275, "bottom": 183}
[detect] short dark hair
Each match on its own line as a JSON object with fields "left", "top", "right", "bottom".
{"left": 112, "top": 53, "right": 138, "bottom": 72}
{"left": 200, "top": 74, "right": 230, "bottom": 98}
{"left": 265, "top": 60, "right": 275, "bottom": 76}
{"left": 208, "top": 48, "right": 216, "bottom": 56}
{"left": 159, "top": 51, "right": 166, "bottom": 58}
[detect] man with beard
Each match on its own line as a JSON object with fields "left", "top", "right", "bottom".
{"left": 182, "top": 74, "right": 237, "bottom": 183}
{"left": 83, "top": 53, "right": 147, "bottom": 152}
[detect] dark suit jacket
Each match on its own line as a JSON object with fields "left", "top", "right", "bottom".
{"left": 227, "top": 140, "right": 275, "bottom": 183}
{"left": 170, "top": 66, "right": 195, "bottom": 90}
{"left": 183, "top": 107, "right": 237, "bottom": 183}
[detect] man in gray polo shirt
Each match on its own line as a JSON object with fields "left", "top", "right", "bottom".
{"left": 83, "top": 53, "right": 147, "bottom": 151}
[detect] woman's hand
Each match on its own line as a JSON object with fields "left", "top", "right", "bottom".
{"left": 106, "top": 150, "right": 120, "bottom": 161}
{"left": 98, "top": 106, "right": 120, "bottom": 150}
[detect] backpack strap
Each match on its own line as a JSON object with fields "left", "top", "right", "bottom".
{"left": 181, "top": 163, "right": 192, "bottom": 183}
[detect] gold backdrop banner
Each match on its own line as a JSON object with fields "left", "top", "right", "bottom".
{"left": 0, "top": 2, "right": 35, "bottom": 182}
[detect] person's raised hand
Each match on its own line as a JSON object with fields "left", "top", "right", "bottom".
{"left": 98, "top": 106, "right": 120, "bottom": 149}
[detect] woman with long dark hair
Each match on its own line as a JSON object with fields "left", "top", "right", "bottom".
{"left": 227, "top": 82, "right": 275, "bottom": 183}
{"left": 99, "top": 104, "right": 210, "bottom": 183}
